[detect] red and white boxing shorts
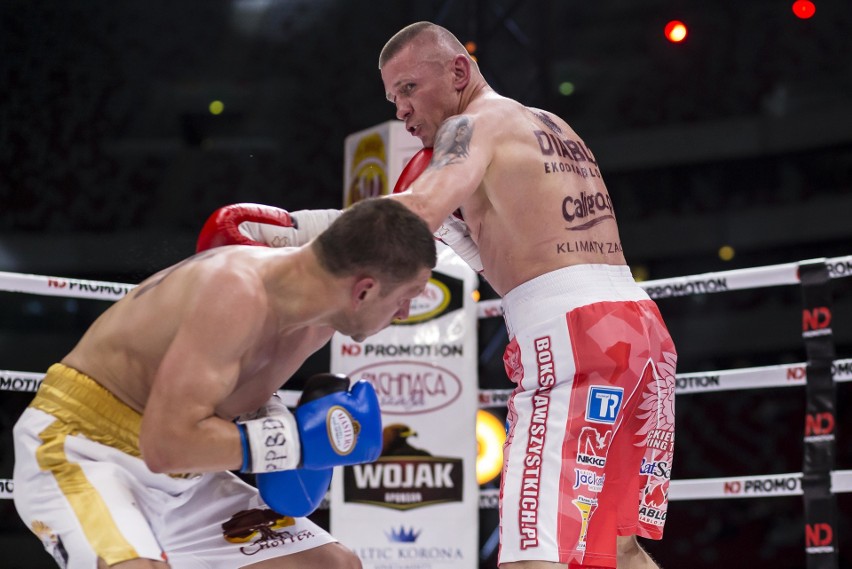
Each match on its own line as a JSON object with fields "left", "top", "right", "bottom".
{"left": 498, "top": 264, "right": 677, "bottom": 568}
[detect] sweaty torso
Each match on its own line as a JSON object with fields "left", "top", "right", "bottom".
{"left": 460, "top": 96, "right": 626, "bottom": 296}
{"left": 61, "top": 248, "right": 334, "bottom": 419}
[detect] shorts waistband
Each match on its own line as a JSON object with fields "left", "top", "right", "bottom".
{"left": 501, "top": 264, "right": 649, "bottom": 338}
{"left": 31, "top": 363, "right": 142, "bottom": 458}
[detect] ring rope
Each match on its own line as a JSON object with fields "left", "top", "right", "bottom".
{"left": 2, "top": 252, "right": 851, "bottom": 312}
{"left": 477, "top": 254, "right": 852, "bottom": 318}
{"left": 479, "top": 470, "right": 852, "bottom": 507}
{"left": 6, "top": 359, "right": 851, "bottom": 396}
{"left": 3, "top": 470, "right": 851, "bottom": 503}
{"left": 0, "top": 270, "right": 133, "bottom": 301}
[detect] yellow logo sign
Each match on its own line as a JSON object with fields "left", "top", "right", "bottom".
{"left": 346, "top": 132, "right": 387, "bottom": 206}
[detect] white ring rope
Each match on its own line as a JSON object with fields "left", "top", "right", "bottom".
{"left": 2, "top": 255, "right": 851, "bottom": 503}
{"left": 0, "top": 270, "right": 134, "bottom": 301}
{"left": 2, "top": 254, "right": 851, "bottom": 308}
{"left": 480, "top": 469, "right": 852, "bottom": 506}
{"left": 6, "top": 359, "right": 850, "bottom": 396}
{"left": 477, "top": 254, "right": 852, "bottom": 318}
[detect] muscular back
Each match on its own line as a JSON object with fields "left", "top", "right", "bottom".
{"left": 458, "top": 96, "right": 626, "bottom": 295}
{"left": 61, "top": 247, "right": 333, "bottom": 419}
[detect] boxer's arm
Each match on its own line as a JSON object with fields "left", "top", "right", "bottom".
{"left": 392, "top": 147, "right": 483, "bottom": 273}
{"left": 389, "top": 113, "right": 491, "bottom": 233}
{"left": 139, "top": 269, "right": 264, "bottom": 474}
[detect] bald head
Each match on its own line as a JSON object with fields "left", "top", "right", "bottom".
{"left": 379, "top": 21, "right": 471, "bottom": 70}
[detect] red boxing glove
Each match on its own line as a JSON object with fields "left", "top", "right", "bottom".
{"left": 393, "top": 147, "right": 433, "bottom": 194}
{"left": 196, "top": 204, "right": 295, "bottom": 252}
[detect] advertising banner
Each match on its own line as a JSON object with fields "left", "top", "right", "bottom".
{"left": 335, "top": 120, "right": 479, "bottom": 568}
{"left": 329, "top": 245, "right": 479, "bottom": 569}
{"left": 343, "top": 120, "right": 424, "bottom": 206}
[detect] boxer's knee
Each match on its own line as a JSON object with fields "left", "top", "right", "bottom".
{"left": 616, "top": 535, "right": 660, "bottom": 569}
{"left": 321, "top": 542, "right": 363, "bottom": 569}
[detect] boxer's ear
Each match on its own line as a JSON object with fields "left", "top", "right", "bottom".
{"left": 451, "top": 54, "right": 471, "bottom": 91}
{"left": 352, "top": 276, "right": 378, "bottom": 306}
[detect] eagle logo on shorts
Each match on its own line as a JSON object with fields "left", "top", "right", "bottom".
{"left": 633, "top": 353, "right": 677, "bottom": 450}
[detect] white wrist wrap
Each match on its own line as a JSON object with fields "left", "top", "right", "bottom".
{"left": 435, "top": 215, "right": 484, "bottom": 273}
{"left": 239, "top": 403, "right": 301, "bottom": 472}
{"left": 292, "top": 209, "right": 342, "bottom": 240}
{"left": 239, "top": 209, "right": 342, "bottom": 247}
{"left": 240, "top": 222, "right": 300, "bottom": 248}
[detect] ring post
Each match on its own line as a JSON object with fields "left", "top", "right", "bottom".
{"left": 799, "top": 259, "right": 838, "bottom": 568}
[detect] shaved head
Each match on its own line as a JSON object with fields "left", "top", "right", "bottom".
{"left": 379, "top": 21, "right": 471, "bottom": 70}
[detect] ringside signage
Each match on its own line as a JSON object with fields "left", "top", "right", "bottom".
{"left": 336, "top": 120, "right": 479, "bottom": 569}
{"left": 330, "top": 249, "right": 479, "bottom": 569}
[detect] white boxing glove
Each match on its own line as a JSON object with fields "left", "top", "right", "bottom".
{"left": 434, "top": 214, "right": 483, "bottom": 273}
{"left": 241, "top": 208, "right": 342, "bottom": 248}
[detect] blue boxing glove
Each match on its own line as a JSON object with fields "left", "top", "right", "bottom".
{"left": 247, "top": 374, "right": 381, "bottom": 517}
{"left": 255, "top": 467, "right": 332, "bottom": 518}
{"left": 296, "top": 373, "right": 382, "bottom": 469}
{"left": 237, "top": 373, "right": 382, "bottom": 473}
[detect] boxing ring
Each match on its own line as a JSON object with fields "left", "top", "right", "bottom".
{"left": 2, "top": 254, "right": 851, "bottom": 568}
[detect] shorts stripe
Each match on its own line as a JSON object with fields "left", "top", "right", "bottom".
{"left": 35, "top": 420, "right": 140, "bottom": 564}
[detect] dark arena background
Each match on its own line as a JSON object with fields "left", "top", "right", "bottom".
{"left": 2, "top": 1, "right": 852, "bottom": 568}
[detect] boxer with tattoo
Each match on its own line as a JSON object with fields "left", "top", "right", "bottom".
{"left": 379, "top": 22, "right": 678, "bottom": 569}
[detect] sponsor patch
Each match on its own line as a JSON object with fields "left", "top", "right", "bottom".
{"left": 586, "top": 386, "right": 623, "bottom": 424}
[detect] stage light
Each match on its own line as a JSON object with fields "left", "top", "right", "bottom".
{"left": 464, "top": 40, "right": 479, "bottom": 62}
{"left": 664, "top": 20, "right": 688, "bottom": 43}
{"left": 476, "top": 410, "right": 506, "bottom": 485}
{"left": 209, "top": 100, "right": 225, "bottom": 115}
{"left": 792, "top": 0, "right": 816, "bottom": 19}
{"left": 718, "top": 245, "right": 735, "bottom": 261}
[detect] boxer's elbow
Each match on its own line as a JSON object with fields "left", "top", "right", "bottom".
{"left": 388, "top": 192, "right": 443, "bottom": 233}
{"left": 140, "top": 436, "right": 172, "bottom": 473}
{"left": 139, "top": 425, "right": 187, "bottom": 473}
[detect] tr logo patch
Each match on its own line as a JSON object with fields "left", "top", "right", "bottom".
{"left": 586, "top": 386, "right": 623, "bottom": 424}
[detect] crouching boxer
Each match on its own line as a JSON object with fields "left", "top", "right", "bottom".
{"left": 13, "top": 198, "right": 436, "bottom": 569}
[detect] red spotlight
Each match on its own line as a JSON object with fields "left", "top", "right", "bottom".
{"left": 664, "top": 20, "right": 688, "bottom": 43}
{"left": 792, "top": 0, "right": 816, "bottom": 19}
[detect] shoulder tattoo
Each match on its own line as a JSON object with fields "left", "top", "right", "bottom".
{"left": 537, "top": 112, "right": 562, "bottom": 136}
{"left": 431, "top": 116, "right": 473, "bottom": 169}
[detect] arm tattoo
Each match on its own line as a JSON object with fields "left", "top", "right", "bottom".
{"left": 430, "top": 116, "right": 473, "bottom": 169}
